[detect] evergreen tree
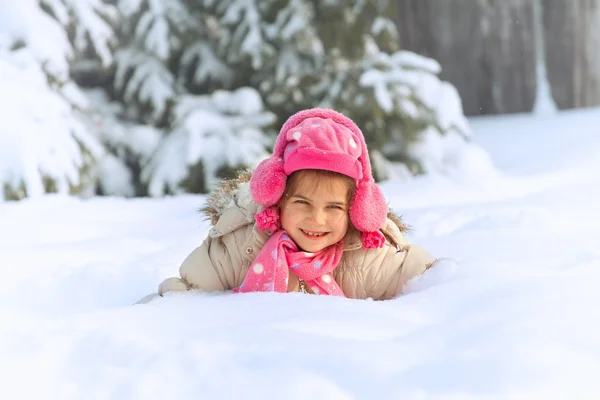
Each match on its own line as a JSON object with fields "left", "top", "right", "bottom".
{"left": 112, "top": 0, "right": 193, "bottom": 123}
{"left": 102, "top": 0, "right": 276, "bottom": 195}
{"left": 1, "top": 0, "right": 475, "bottom": 201}
{"left": 141, "top": 87, "right": 275, "bottom": 196}
{"left": 264, "top": 0, "right": 471, "bottom": 178}
{"left": 98, "top": 0, "right": 473, "bottom": 195}
{"left": 0, "top": 0, "right": 117, "bottom": 200}
{"left": 203, "top": 0, "right": 324, "bottom": 87}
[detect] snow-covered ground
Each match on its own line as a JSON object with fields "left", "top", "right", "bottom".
{"left": 1, "top": 107, "right": 599, "bottom": 399}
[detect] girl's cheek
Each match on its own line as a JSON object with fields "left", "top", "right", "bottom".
{"left": 330, "top": 213, "right": 349, "bottom": 228}
{"left": 282, "top": 206, "right": 305, "bottom": 222}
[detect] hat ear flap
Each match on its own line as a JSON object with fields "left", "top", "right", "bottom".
{"left": 350, "top": 181, "right": 387, "bottom": 233}
{"left": 250, "top": 156, "right": 287, "bottom": 206}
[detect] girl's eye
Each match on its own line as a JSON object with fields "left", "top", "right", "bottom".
{"left": 328, "top": 205, "right": 344, "bottom": 210}
{"left": 295, "top": 200, "right": 309, "bottom": 205}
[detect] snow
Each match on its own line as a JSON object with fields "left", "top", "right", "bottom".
{"left": 360, "top": 50, "right": 471, "bottom": 139}
{"left": 391, "top": 51, "right": 442, "bottom": 75}
{"left": 222, "top": 0, "right": 271, "bottom": 69}
{"left": 371, "top": 16, "right": 396, "bottom": 37}
{"left": 137, "top": 12, "right": 170, "bottom": 60}
{"left": 2, "top": 107, "right": 600, "bottom": 399}
{"left": 0, "top": 0, "right": 71, "bottom": 78}
{"left": 66, "top": 0, "right": 117, "bottom": 66}
{"left": 406, "top": 127, "right": 498, "bottom": 184}
{"left": 181, "top": 41, "right": 234, "bottom": 86}
{"left": 112, "top": 0, "right": 199, "bottom": 120}
{"left": 141, "top": 88, "right": 275, "bottom": 195}
{"left": 0, "top": 49, "right": 103, "bottom": 200}
{"left": 114, "top": 48, "right": 175, "bottom": 119}
{"left": 96, "top": 154, "right": 135, "bottom": 197}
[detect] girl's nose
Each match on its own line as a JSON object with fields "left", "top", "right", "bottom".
{"left": 310, "top": 208, "right": 327, "bottom": 225}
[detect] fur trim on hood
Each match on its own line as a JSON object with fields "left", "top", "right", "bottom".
{"left": 200, "top": 169, "right": 409, "bottom": 233}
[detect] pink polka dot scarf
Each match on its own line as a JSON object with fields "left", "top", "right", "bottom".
{"left": 233, "top": 230, "right": 346, "bottom": 296}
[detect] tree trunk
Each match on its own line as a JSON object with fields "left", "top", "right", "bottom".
{"left": 543, "top": 0, "right": 600, "bottom": 109}
{"left": 393, "top": 0, "right": 537, "bottom": 116}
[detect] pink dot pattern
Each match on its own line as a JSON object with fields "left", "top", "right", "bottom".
{"left": 233, "top": 230, "right": 345, "bottom": 296}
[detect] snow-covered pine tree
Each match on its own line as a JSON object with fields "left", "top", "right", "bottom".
{"left": 99, "top": 0, "right": 277, "bottom": 195}
{"left": 111, "top": 0, "right": 253, "bottom": 116}
{"left": 0, "top": 0, "right": 116, "bottom": 200}
{"left": 112, "top": 0, "right": 193, "bottom": 123}
{"left": 141, "top": 87, "right": 275, "bottom": 196}
{"left": 101, "top": 0, "right": 475, "bottom": 196}
{"left": 264, "top": 0, "right": 473, "bottom": 180}
{"left": 88, "top": 0, "right": 193, "bottom": 197}
{"left": 262, "top": 0, "right": 398, "bottom": 122}
{"left": 86, "top": 88, "right": 163, "bottom": 197}
{"left": 359, "top": 50, "right": 473, "bottom": 178}
{"left": 202, "top": 0, "right": 324, "bottom": 87}
{"left": 196, "top": 0, "right": 326, "bottom": 122}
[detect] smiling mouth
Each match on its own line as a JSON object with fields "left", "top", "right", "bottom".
{"left": 301, "top": 229, "right": 328, "bottom": 238}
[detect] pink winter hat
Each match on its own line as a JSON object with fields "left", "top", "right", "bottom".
{"left": 250, "top": 108, "right": 388, "bottom": 242}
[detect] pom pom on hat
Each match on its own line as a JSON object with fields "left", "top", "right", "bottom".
{"left": 349, "top": 180, "right": 388, "bottom": 233}
{"left": 250, "top": 156, "right": 286, "bottom": 207}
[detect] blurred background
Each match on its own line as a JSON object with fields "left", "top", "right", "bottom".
{"left": 0, "top": 0, "right": 597, "bottom": 202}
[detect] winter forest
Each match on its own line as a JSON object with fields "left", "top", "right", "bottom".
{"left": 2, "top": 1, "right": 599, "bottom": 202}
{"left": 0, "top": 0, "right": 504, "bottom": 202}
{"left": 2, "top": 0, "right": 598, "bottom": 202}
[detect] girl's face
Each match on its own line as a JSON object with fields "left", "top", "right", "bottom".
{"left": 279, "top": 173, "right": 351, "bottom": 253}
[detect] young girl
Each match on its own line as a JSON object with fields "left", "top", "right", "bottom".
{"left": 138, "top": 108, "right": 437, "bottom": 303}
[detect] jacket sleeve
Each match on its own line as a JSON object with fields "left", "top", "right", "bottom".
{"left": 135, "top": 236, "right": 239, "bottom": 304}
{"left": 135, "top": 182, "right": 264, "bottom": 304}
{"left": 135, "top": 235, "right": 230, "bottom": 304}
{"left": 156, "top": 222, "right": 258, "bottom": 296}
{"left": 157, "top": 236, "right": 228, "bottom": 295}
{"left": 363, "top": 243, "right": 436, "bottom": 301}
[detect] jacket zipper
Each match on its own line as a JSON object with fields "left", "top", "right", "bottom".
{"left": 298, "top": 279, "right": 307, "bottom": 294}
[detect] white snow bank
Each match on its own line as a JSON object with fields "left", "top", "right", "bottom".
{"left": 1, "top": 107, "right": 600, "bottom": 399}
